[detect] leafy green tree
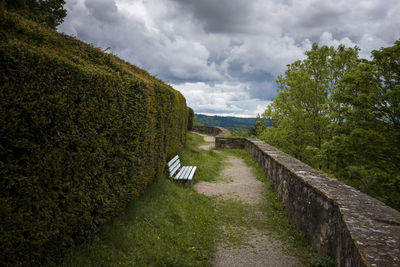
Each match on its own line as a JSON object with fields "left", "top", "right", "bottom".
{"left": 4, "top": 0, "right": 66, "bottom": 29}
{"left": 260, "top": 40, "right": 400, "bottom": 210}
{"left": 326, "top": 40, "right": 400, "bottom": 208}
{"left": 261, "top": 66, "right": 313, "bottom": 160}
{"left": 248, "top": 114, "right": 266, "bottom": 137}
{"left": 227, "top": 127, "right": 249, "bottom": 137}
{"left": 261, "top": 44, "right": 359, "bottom": 166}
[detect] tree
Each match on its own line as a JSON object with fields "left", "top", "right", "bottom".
{"left": 4, "top": 0, "right": 66, "bottom": 29}
{"left": 260, "top": 40, "right": 400, "bottom": 211}
{"left": 248, "top": 114, "right": 266, "bottom": 137}
{"left": 327, "top": 40, "right": 400, "bottom": 208}
{"left": 260, "top": 44, "right": 359, "bottom": 167}
{"left": 261, "top": 64, "right": 313, "bottom": 160}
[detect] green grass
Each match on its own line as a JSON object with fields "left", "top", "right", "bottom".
{"left": 60, "top": 132, "right": 224, "bottom": 267}
{"left": 61, "top": 178, "right": 217, "bottom": 267}
{"left": 179, "top": 132, "right": 227, "bottom": 182}
{"left": 214, "top": 198, "right": 256, "bottom": 248}
{"left": 61, "top": 132, "right": 334, "bottom": 267}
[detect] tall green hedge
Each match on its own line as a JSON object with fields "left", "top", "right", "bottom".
{"left": 187, "top": 107, "right": 194, "bottom": 130}
{"left": 0, "top": 9, "right": 188, "bottom": 266}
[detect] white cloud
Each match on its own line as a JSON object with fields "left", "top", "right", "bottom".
{"left": 172, "top": 82, "right": 271, "bottom": 117}
{"left": 319, "top": 32, "right": 357, "bottom": 48}
{"left": 58, "top": 0, "right": 400, "bottom": 117}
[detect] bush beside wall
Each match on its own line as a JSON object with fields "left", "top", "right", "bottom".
{"left": 187, "top": 107, "right": 194, "bottom": 130}
{"left": 0, "top": 9, "right": 187, "bottom": 265}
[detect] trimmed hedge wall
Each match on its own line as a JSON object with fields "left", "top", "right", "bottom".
{"left": 0, "top": 9, "right": 188, "bottom": 266}
{"left": 187, "top": 107, "right": 194, "bottom": 130}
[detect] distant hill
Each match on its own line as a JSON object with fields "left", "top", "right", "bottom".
{"left": 196, "top": 114, "right": 270, "bottom": 129}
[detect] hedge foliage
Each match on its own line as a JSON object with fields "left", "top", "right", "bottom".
{"left": 187, "top": 107, "right": 194, "bottom": 130}
{"left": 0, "top": 9, "right": 188, "bottom": 266}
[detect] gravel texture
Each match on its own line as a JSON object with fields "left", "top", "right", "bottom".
{"left": 194, "top": 132, "right": 216, "bottom": 151}
{"left": 194, "top": 156, "right": 264, "bottom": 205}
{"left": 212, "top": 228, "right": 300, "bottom": 267}
{"left": 193, "top": 133, "right": 300, "bottom": 267}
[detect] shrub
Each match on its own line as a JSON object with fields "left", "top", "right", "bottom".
{"left": 0, "top": 9, "right": 188, "bottom": 265}
{"left": 187, "top": 107, "right": 194, "bottom": 130}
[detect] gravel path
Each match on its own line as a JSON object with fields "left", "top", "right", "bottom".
{"left": 192, "top": 132, "right": 300, "bottom": 267}
{"left": 194, "top": 132, "right": 215, "bottom": 151}
{"left": 194, "top": 156, "right": 264, "bottom": 205}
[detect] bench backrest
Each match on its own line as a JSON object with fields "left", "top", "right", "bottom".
{"left": 167, "top": 155, "right": 181, "bottom": 177}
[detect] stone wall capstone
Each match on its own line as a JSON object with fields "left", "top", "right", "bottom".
{"left": 192, "top": 125, "right": 228, "bottom": 136}
{"left": 195, "top": 126, "right": 400, "bottom": 267}
{"left": 215, "top": 137, "right": 245, "bottom": 149}
{"left": 242, "top": 138, "right": 400, "bottom": 267}
{"left": 192, "top": 125, "right": 244, "bottom": 149}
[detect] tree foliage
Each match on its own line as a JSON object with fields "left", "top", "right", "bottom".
{"left": 260, "top": 42, "right": 400, "bottom": 210}
{"left": 328, "top": 41, "right": 400, "bottom": 208}
{"left": 248, "top": 114, "right": 266, "bottom": 137}
{"left": 261, "top": 44, "right": 359, "bottom": 163}
{"left": 4, "top": 0, "right": 66, "bottom": 29}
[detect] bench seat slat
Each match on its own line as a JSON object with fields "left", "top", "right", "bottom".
{"left": 186, "top": 166, "right": 197, "bottom": 180}
{"left": 168, "top": 155, "right": 197, "bottom": 182}
{"left": 187, "top": 166, "right": 197, "bottom": 180}
{"left": 182, "top": 166, "right": 192, "bottom": 180}
{"left": 175, "top": 166, "right": 188, "bottom": 179}
{"left": 174, "top": 167, "right": 183, "bottom": 179}
{"left": 178, "top": 167, "right": 188, "bottom": 180}
{"left": 184, "top": 167, "right": 193, "bottom": 179}
{"left": 181, "top": 166, "right": 193, "bottom": 180}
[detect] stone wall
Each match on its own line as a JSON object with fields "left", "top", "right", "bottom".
{"left": 215, "top": 137, "right": 245, "bottom": 149}
{"left": 192, "top": 125, "right": 245, "bottom": 149}
{"left": 243, "top": 138, "right": 400, "bottom": 267}
{"left": 201, "top": 126, "right": 400, "bottom": 267}
{"left": 192, "top": 125, "right": 228, "bottom": 136}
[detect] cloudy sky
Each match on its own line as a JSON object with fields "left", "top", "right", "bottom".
{"left": 58, "top": 0, "right": 400, "bottom": 117}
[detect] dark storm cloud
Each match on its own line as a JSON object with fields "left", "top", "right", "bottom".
{"left": 84, "top": 0, "right": 120, "bottom": 24}
{"left": 298, "top": 9, "right": 345, "bottom": 29}
{"left": 171, "top": 0, "right": 254, "bottom": 33}
{"left": 248, "top": 81, "right": 277, "bottom": 101}
{"left": 227, "top": 61, "right": 274, "bottom": 83}
{"left": 59, "top": 0, "right": 400, "bottom": 117}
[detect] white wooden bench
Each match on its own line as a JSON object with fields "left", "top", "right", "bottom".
{"left": 167, "top": 155, "right": 197, "bottom": 183}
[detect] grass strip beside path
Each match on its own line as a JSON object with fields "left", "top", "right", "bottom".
{"left": 61, "top": 132, "right": 333, "bottom": 266}
{"left": 179, "top": 133, "right": 227, "bottom": 182}
{"left": 61, "top": 177, "right": 217, "bottom": 267}
{"left": 61, "top": 132, "right": 223, "bottom": 267}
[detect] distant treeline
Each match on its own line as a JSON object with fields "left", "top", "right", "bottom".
{"left": 196, "top": 114, "right": 270, "bottom": 129}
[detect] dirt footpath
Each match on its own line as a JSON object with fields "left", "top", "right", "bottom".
{"left": 192, "top": 132, "right": 300, "bottom": 267}
{"left": 194, "top": 156, "right": 264, "bottom": 205}
{"left": 194, "top": 132, "right": 216, "bottom": 151}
